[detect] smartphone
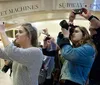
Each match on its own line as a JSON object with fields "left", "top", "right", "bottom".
{"left": 73, "top": 8, "right": 83, "bottom": 14}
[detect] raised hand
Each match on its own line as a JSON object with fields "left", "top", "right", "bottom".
{"left": 69, "top": 11, "right": 76, "bottom": 22}
{"left": 42, "top": 28, "right": 49, "bottom": 36}
{"left": 61, "top": 27, "right": 70, "bottom": 38}
{"left": 0, "top": 22, "right": 5, "bottom": 33}
{"left": 80, "top": 8, "right": 92, "bottom": 19}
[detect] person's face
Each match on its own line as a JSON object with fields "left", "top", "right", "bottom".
{"left": 43, "top": 39, "right": 51, "bottom": 48}
{"left": 71, "top": 27, "right": 83, "bottom": 42}
{"left": 15, "top": 26, "right": 30, "bottom": 46}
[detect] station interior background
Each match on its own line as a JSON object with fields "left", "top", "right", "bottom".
{"left": 0, "top": 0, "right": 100, "bottom": 85}
{"left": 0, "top": 0, "right": 99, "bottom": 72}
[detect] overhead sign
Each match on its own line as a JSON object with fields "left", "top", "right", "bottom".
{"left": 55, "top": 0, "right": 100, "bottom": 11}
{"left": 56, "top": 0, "right": 85, "bottom": 9}
{"left": 0, "top": 1, "right": 41, "bottom": 17}
{"left": 0, "top": 0, "right": 100, "bottom": 18}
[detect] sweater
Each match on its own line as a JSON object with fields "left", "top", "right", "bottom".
{"left": 60, "top": 44, "right": 96, "bottom": 85}
{"left": 0, "top": 44, "right": 43, "bottom": 85}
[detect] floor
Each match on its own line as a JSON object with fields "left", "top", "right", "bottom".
{"left": 0, "top": 69, "right": 13, "bottom": 85}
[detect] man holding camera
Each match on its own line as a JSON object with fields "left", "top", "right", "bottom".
{"left": 81, "top": 9, "right": 100, "bottom": 85}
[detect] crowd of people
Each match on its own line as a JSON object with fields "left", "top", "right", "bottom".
{"left": 0, "top": 8, "right": 100, "bottom": 85}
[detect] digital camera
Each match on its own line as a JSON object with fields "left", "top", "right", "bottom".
{"left": 59, "top": 20, "right": 69, "bottom": 30}
{"left": 59, "top": 20, "right": 75, "bottom": 36}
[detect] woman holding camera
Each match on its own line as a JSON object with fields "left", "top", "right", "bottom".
{"left": 0, "top": 23, "right": 43, "bottom": 85}
{"left": 57, "top": 26, "right": 96, "bottom": 85}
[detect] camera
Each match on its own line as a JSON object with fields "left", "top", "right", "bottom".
{"left": 59, "top": 20, "right": 74, "bottom": 30}
{"left": 73, "top": 8, "right": 87, "bottom": 14}
{"left": 44, "top": 36, "right": 51, "bottom": 41}
{"left": 59, "top": 20, "right": 69, "bottom": 30}
{"left": 59, "top": 20, "right": 75, "bottom": 36}
{"left": 73, "top": 8, "right": 83, "bottom": 14}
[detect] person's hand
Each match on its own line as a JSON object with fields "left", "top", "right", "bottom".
{"left": 43, "top": 40, "right": 48, "bottom": 48}
{"left": 42, "top": 28, "right": 49, "bottom": 35}
{"left": 61, "top": 27, "right": 70, "bottom": 38}
{"left": 0, "top": 22, "right": 5, "bottom": 33}
{"left": 43, "top": 40, "right": 51, "bottom": 49}
{"left": 50, "top": 37, "right": 55, "bottom": 42}
{"left": 80, "top": 8, "right": 92, "bottom": 19}
{"left": 69, "top": 11, "right": 76, "bottom": 22}
{"left": 46, "top": 40, "right": 51, "bottom": 46}
{"left": 43, "top": 36, "right": 51, "bottom": 48}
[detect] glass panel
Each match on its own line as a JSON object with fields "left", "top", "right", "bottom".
{"left": 6, "top": 30, "right": 13, "bottom": 38}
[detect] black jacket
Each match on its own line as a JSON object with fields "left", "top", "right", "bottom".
{"left": 89, "top": 28, "right": 100, "bottom": 81}
{"left": 42, "top": 48, "right": 61, "bottom": 69}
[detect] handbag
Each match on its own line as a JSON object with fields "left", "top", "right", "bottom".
{"left": 2, "top": 61, "right": 12, "bottom": 73}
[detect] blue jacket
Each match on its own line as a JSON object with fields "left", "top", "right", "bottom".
{"left": 60, "top": 44, "right": 96, "bottom": 85}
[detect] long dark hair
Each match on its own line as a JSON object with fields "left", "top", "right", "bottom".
{"left": 22, "top": 23, "right": 38, "bottom": 47}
